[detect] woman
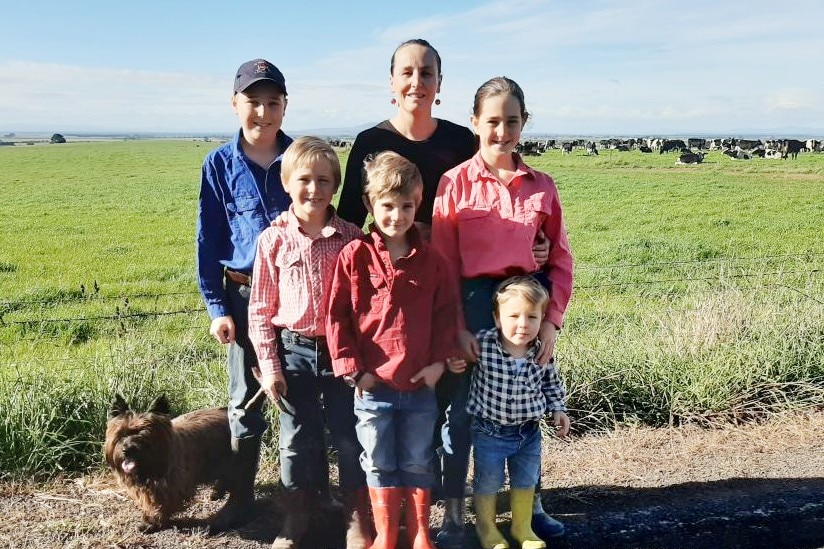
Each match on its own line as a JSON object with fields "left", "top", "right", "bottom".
{"left": 337, "top": 39, "right": 475, "bottom": 231}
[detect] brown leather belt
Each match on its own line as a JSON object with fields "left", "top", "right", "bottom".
{"left": 225, "top": 269, "right": 252, "bottom": 287}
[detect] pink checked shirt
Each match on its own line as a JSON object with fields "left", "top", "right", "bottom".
{"left": 431, "top": 151, "right": 574, "bottom": 329}
{"left": 248, "top": 207, "right": 363, "bottom": 375}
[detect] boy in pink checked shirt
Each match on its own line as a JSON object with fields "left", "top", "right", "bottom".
{"left": 248, "top": 136, "right": 371, "bottom": 549}
{"left": 327, "top": 151, "right": 461, "bottom": 549}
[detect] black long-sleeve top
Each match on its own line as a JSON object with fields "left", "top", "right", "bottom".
{"left": 337, "top": 119, "right": 476, "bottom": 227}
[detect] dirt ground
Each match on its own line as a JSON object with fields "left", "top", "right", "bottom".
{"left": 3, "top": 411, "right": 824, "bottom": 549}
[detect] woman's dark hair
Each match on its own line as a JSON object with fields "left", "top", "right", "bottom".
{"left": 390, "top": 38, "right": 442, "bottom": 76}
{"left": 472, "top": 76, "right": 530, "bottom": 124}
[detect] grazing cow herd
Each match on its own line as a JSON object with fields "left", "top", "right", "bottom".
{"left": 325, "top": 136, "right": 821, "bottom": 166}
{"left": 488, "top": 136, "right": 822, "bottom": 164}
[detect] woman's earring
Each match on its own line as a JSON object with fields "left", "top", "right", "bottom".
{"left": 435, "top": 98, "right": 441, "bottom": 106}
{"left": 391, "top": 98, "right": 397, "bottom": 105}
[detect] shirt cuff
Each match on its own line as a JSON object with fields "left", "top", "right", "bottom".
{"left": 258, "top": 358, "right": 282, "bottom": 377}
{"left": 207, "top": 302, "right": 229, "bottom": 319}
{"left": 546, "top": 308, "right": 564, "bottom": 330}
{"left": 333, "top": 356, "right": 362, "bottom": 377}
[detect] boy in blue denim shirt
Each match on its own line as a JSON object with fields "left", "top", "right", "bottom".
{"left": 465, "top": 276, "right": 570, "bottom": 549}
{"left": 195, "top": 58, "right": 292, "bottom": 532}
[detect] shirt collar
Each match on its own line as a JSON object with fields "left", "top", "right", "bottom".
{"left": 466, "top": 150, "right": 535, "bottom": 184}
{"left": 231, "top": 129, "right": 293, "bottom": 164}
{"left": 281, "top": 205, "right": 346, "bottom": 238}
{"left": 366, "top": 223, "right": 424, "bottom": 259}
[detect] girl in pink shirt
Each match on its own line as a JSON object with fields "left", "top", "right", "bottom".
{"left": 430, "top": 76, "right": 574, "bottom": 545}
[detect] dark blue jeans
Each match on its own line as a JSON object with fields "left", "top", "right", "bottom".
{"left": 438, "top": 277, "right": 499, "bottom": 498}
{"left": 225, "top": 278, "right": 267, "bottom": 440}
{"left": 276, "top": 329, "right": 365, "bottom": 492}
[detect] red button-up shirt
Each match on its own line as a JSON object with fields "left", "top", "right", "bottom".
{"left": 327, "top": 226, "right": 461, "bottom": 391}
{"left": 431, "top": 152, "right": 574, "bottom": 329}
{"left": 248, "top": 207, "right": 363, "bottom": 375}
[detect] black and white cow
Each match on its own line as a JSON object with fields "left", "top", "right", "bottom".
{"left": 659, "top": 139, "right": 687, "bottom": 154}
{"left": 676, "top": 151, "right": 705, "bottom": 164}
{"left": 723, "top": 149, "right": 750, "bottom": 160}
{"left": 781, "top": 139, "right": 804, "bottom": 160}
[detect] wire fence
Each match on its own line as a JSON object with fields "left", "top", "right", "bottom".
{"left": 1, "top": 254, "right": 821, "bottom": 335}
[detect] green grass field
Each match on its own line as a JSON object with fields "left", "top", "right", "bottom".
{"left": 1, "top": 139, "right": 823, "bottom": 477}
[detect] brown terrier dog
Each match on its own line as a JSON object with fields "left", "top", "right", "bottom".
{"left": 104, "top": 394, "right": 240, "bottom": 533}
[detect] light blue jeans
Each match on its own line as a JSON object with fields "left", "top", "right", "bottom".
{"left": 471, "top": 416, "right": 542, "bottom": 495}
{"left": 354, "top": 383, "right": 439, "bottom": 488}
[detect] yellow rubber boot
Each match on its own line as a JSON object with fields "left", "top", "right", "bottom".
{"left": 509, "top": 488, "right": 545, "bottom": 549}
{"left": 473, "top": 494, "right": 509, "bottom": 549}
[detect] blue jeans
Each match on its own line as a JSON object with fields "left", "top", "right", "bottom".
{"left": 225, "top": 278, "right": 267, "bottom": 440}
{"left": 471, "top": 416, "right": 542, "bottom": 495}
{"left": 277, "top": 329, "right": 365, "bottom": 492}
{"left": 355, "top": 383, "right": 439, "bottom": 488}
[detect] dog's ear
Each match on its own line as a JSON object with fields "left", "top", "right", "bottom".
{"left": 109, "top": 393, "right": 130, "bottom": 419}
{"left": 148, "top": 394, "right": 171, "bottom": 416}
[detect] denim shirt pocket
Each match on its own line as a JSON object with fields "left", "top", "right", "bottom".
{"left": 227, "top": 195, "right": 263, "bottom": 241}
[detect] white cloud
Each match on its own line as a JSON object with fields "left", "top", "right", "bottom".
{"left": 2, "top": 1, "right": 823, "bottom": 135}
{"left": 0, "top": 61, "right": 232, "bottom": 132}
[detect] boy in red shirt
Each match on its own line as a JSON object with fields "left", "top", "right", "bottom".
{"left": 327, "top": 151, "right": 461, "bottom": 549}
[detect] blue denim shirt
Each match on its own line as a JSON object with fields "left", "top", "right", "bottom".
{"left": 196, "top": 129, "right": 293, "bottom": 319}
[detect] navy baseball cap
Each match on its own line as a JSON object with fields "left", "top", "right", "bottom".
{"left": 234, "top": 59, "right": 287, "bottom": 95}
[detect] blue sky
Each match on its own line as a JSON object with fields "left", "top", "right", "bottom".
{"left": 1, "top": 0, "right": 822, "bottom": 136}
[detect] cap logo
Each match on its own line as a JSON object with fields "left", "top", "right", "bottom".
{"left": 255, "top": 61, "right": 270, "bottom": 74}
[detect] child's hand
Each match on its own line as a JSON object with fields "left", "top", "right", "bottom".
{"left": 209, "top": 315, "right": 236, "bottom": 344}
{"left": 355, "top": 372, "right": 380, "bottom": 398}
{"left": 446, "top": 356, "right": 467, "bottom": 374}
{"left": 458, "top": 329, "right": 479, "bottom": 362}
{"left": 552, "top": 411, "right": 570, "bottom": 438}
{"left": 410, "top": 361, "right": 445, "bottom": 388}
{"left": 532, "top": 230, "right": 549, "bottom": 267}
{"left": 261, "top": 371, "right": 288, "bottom": 399}
{"left": 536, "top": 321, "right": 558, "bottom": 366}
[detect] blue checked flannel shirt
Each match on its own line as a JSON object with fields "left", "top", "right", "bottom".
{"left": 467, "top": 328, "right": 567, "bottom": 426}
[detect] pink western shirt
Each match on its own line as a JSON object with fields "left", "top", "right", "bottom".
{"left": 326, "top": 226, "right": 461, "bottom": 391}
{"left": 431, "top": 151, "right": 574, "bottom": 329}
{"left": 248, "top": 207, "right": 363, "bottom": 376}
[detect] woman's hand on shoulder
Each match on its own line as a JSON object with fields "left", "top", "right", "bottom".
{"left": 537, "top": 321, "right": 558, "bottom": 365}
